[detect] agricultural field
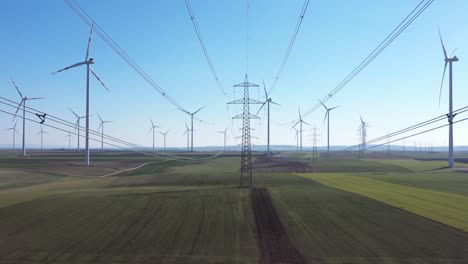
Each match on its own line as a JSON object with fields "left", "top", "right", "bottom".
{"left": 1, "top": 151, "right": 468, "bottom": 263}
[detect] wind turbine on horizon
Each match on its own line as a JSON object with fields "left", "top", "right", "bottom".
{"left": 65, "top": 132, "right": 72, "bottom": 150}
{"left": 293, "top": 127, "right": 300, "bottom": 151}
{"left": 183, "top": 122, "right": 190, "bottom": 152}
{"left": 257, "top": 80, "right": 279, "bottom": 155}
{"left": 69, "top": 108, "right": 87, "bottom": 152}
{"left": 11, "top": 79, "right": 44, "bottom": 156}
{"left": 160, "top": 130, "right": 169, "bottom": 150}
{"left": 97, "top": 113, "right": 111, "bottom": 150}
{"left": 218, "top": 127, "right": 228, "bottom": 151}
{"left": 179, "top": 106, "right": 204, "bottom": 152}
{"left": 319, "top": 100, "right": 340, "bottom": 152}
{"left": 36, "top": 125, "right": 47, "bottom": 151}
{"left": 438, "top": 29, "right": 459, "bottom": 168}
{"left": 52, "top": 24, "right": 109, "bottom": 166}
{"left": 292, "top": 108, "right": 310, "bottom": 151}
{"left": 4, "top": 122, "right": 20, "bottom": 150}
{"left": 148, "top": 120, "right": 159, "bottom": 151}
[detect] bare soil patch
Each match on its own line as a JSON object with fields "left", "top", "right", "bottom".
{"left": 251, "top": 188, "right": 306, "bottom": 264}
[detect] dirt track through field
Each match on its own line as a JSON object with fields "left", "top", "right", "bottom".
{"left": 251, "top": 188, "right": 306, "bottom": 264}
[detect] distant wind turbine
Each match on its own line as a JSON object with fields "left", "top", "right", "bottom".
{"left": 293, "top": 127, "right": 300, "bottom": 151}
{"left": 52, "top": 24, "right": 109, "bottom": 166}
{"left": 438, "top": 29, "right": 459, "bottom": 168}
{"left": 148, "top": 120, "right": 159, "bottom": 151}
{"left": 4, "top": 122, "right": 20, "bottom": 150}
{"left": 36, "top": 125, "right": 47, "bottom": 151}
{"left": 319, "top": 100, "right": 340, "bottom": 152}
{"left": 11, "top": 79, "right": 44, "bottom": 156}
{"left": 257, "top": 80, "right": 279, "bottom": 154}
{"left": 218, "top": 127, "right": 228, "bottom": 151}
{"left": 292, "top": 108, "right": 310, "bottom": 151}
{"left": 179, "top": 106, "right": 204, "bottom": 152}
{"left": 183, "top": 122, "right": 190, "bottom": 151}
{"left": 69, "top": 108, "right": 87, "bottom": 152}
{"left": 160, "top": 130, "right": 169, "bottom": 150}
{"left": 97, "top": 113, "right": 111, "bottom": 150}
{"left": 65, "top": 132, "right": 72, "bottom": 150}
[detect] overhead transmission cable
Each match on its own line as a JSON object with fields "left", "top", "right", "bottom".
{"left": 268, "top": 0, "right": 310, "bottom": 95}
{"left": 339, "top": 105, "right": 468, "bottom": 152}
{"left": 63, "top": 0, "right": 213, "bottom": 125}
{"left": 0, "top": 97, "right": 224, "bottom": 161}
{"left": 184, "top": 0, "right": 231, "bottom": 98}
{"left": 294, "top": 0, "right": 434, "bottom": 123}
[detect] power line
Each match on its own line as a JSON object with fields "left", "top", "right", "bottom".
{"left": 297, "top": 0, "right": 435, "bottom": 122}
{"left": 0, "top": 97, "right": 225, "bottom": 162}
{"left": 184, "top": 0, "right": 231, "bottom": 98}
{"left": 269, "top": 0, "right": 310, "bottom": 95}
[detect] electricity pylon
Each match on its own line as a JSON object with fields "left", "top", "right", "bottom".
{"left": 228, "top": 74, "right": 263, "bottom": 188}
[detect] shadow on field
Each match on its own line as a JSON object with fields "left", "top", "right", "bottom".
{"left": 251, "top": 188, "right": 306, "bottom": 264}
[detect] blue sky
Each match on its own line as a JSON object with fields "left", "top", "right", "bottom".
{"left": 1, "top": 0, "right": 468, "bottom": 149}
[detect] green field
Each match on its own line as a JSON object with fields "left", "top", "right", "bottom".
{"left": 1, "top": 151, "right": 468, "bottom": 263}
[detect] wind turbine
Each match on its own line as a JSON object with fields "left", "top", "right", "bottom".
{"left": 438, "top": 29, "right": 459, "bottom": 168}
{"left": 36, "top": 125, "right": 47, "bottom": 151}
{"left": 148, "top": 120, "right": 159, "bottom": 151}
{"left": 359, "top": 116, "right": 369, "bottom": 157}
{"left": 218, "top": 127, "right": 228, "bottom": 151}
{"left": 292, "top": 108, "right": 310, "bottom": 151}
{"left": 11, "top": 79, "right": 44, "bottom": 156}
{"left": 97, "top": 113, "right": 111, "bottom": 150}
{"left": 183, "top": 122, "right": 190, "bottom": 152}
{"left": 4, "top": 122, "right": 20, "bottom": 150}
{"left": 52, "top": 24, "right": 109, "bottom": 166}
{"left": 160, "top": 131, "right": 169, "bottom": 150}
{"left": 293, "top": 127, "right": 300, "bottom": 151}
{"left": 319, "top": 100, "right": 340, "bottom": 152}
{"left": 257, "top": 81, "right": 279, "bottom": 154}
{"left": 69, "top": 108, "right": 86, "bottom": 152}
{"left": 65, "top": 132, "right": 72, "bottom": 150}
{"left": 178, "top": 106, "right": 204, "bottom": 152}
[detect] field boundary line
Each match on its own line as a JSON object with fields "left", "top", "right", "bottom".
{"left": 99, "top": 161, "right": 168, "bottom": 177}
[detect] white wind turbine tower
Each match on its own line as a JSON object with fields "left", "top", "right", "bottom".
{"left": 257, "top": 81, "right": 279, "bottom": 155}
{"left": 97, "top": 113, "right": 111, "bottom": 150}
{"left": 69, "top": 108, "right": 86, "bottom": 152}
{"left": 292, "top": 108, "right": 310, "bottom": 151}
{"left": 183, "top": 122, "right": 190, "bottom": 152}
{"left": 438, "top": 29, "right": 459, "bottom": 168}
{"left": 293, "top": 127, "right": 300, "bottom": 151}
{"left": 218, "top": 127, "right": 228, "bottom": 151}
{"left": 160, "top": 131, "right": 169, "bottom": 150}
{"left": 65, "top": 132, "right": 72, "bottom": 150}
{"left": 11, "top": 79, "right": 44, "bottom": 156}
{"left": 36, "top": 125, "right": 47, "bottom": 151}
{"left": 148, "top": 120, "right": 159, "bottom": 151}
{"left": 52, "top": 24, "right": 109, "bottom": 166}
{"left": 319, "top": 100, "right": 340, "bottom": 152}
{"left": 178, "top": 106, "right": 204, "bottom": 152}
{"left": 4, "top": 122, "right": 20, "bottom": 150}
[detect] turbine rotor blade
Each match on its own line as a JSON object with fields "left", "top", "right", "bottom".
{"left": 11, "top": 79, "right": 23, "bottom": 98}
{"left": 449, "top": 48, "right": 457, "bottom": 58}
{"left": 52, "top": 61, "right": 87, "bottom": 74}
{"left": 178, "top": 107, "right": 191, "bottom": 116}
{"left": 85, "top": 24, "right": 94, "bottom": 61}
{"left": 90, "top": 67, "right": 109, "bottom": 91}
{"left": 438, "top": 27, "right": 448, "bottom": 59}
{"left": 13, "top": 99, "right": 25, "bottom": 121}
{"left": 439, "top": 61, "right": 448, "bottom": 106}
{"left": 27, "top": 97, "right": 44, "bottom": 100}
{"left": 318, "top": 99, "right": 327, "bottom": 110}
{"left": 68, "top": 107, "right": 79, "bottom": 118}
{"left": 303, "top": 121, "right": 311, "bottom": 126}
{"left": 323, "top": 111, "right": 329, "bottom": 125}
{"left": 97, "top": 113, "right": 103, "bottom": 122}
{"left": 193, "top": 106, "right": 205, "bottom": 115}
{"left": 263, "top": 80, "right": 268, "bottom": 100}
{"left": 256, "top": 101, "right": 267, "bottom": 115}
{"left": 98, "top": 123, "right": 102, "bottom": 131}
{"left": 270, "top": 101, "right": 280, "bottom": 106}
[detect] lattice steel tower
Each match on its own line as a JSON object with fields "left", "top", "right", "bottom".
{"left": 228, "top": 74, "right": 262, "bottom": 188}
